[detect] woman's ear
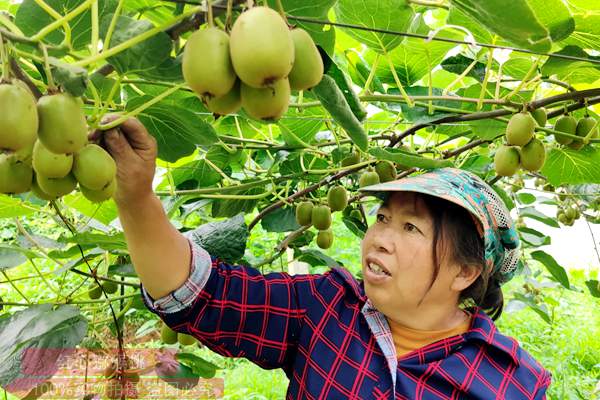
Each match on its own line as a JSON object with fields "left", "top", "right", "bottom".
{"left": 450, "top": 264, "right": 481, "bottom": 291}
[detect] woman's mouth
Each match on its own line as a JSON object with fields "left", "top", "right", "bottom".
{"left": 367, "top": 262, "right": 391, "bottom": 277}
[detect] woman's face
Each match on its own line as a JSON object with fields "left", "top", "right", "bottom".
{"left": 360, "top": 192, "right": 465, "bottom": 322}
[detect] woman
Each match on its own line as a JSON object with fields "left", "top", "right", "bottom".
{"left": 98, "top": 117, "right": 551, "bottom": 399}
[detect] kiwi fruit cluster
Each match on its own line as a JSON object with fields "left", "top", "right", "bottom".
{"left": 0, "top": 82, "right": 117, "bottom": 203}
{"left": 87, "top": 279, "right": 119, "bottom": 300}
{"left": 552, "top": 114, "right": 598, "bottom": 150}
{"left": 182, "top": 6, "right": 324, "bottom": 121}
{"left": 494, "top": 111, "right": 547, "bottom": 177}
{"left": 160, "top": 321, "right": 199, "bottom": 347}
{"left": 556, "top": 202, "right": 580, "bottom": 226}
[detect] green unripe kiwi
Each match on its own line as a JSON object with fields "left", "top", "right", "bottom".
{"left": 553, "top": 115, "right": 576, "bottom": 145}
{"left": 161, "top": 323, "right": 178, "bottom": 345}
{"left": 0, "top": 81, "right": 38, "bottom": 151}
{"left": 374, "top": 161, "right": 396, "bottom": 183}
{"left": 311, "top": 205, "right": 332, "bottom": 230}
{"left": 565, "top": 207, "right": 577, "bottom": 220}
{"left": 505, "top": 112, "right": 535, "bottom": 146}
{"left": 182, "top": 27, "right": 237, "bottom": 98}
{"left": 519, "top": 138, "right": 546, "bottom": 172}
{"left": 31, "top": 175, "right": 57, "bottom": 201}
{"left": 229, "top": 6, "right": 294, "bottom": 88}
{"left": 32, "top": 140, "right": 73, "bottom": 178}
{"left": 80, "top": 179, "right": 116, "bottom": 203}
{"left": 295, "top": 201, "right": 313, "bottom": 226}
{"left": 204, "top": 80, "right": 242, "bottom": 116}
{"left": 88, "top": 284, "right": 102, "bottom": 300}
{"left": 177, "top": 333, "right": 196, "bottom": 346}
{"left": 37, "top": 93, "right": 88, "bottom": 154}
{"left": 241, "top": 78, "right": 290, "bottom": 121}
{"left": 341, "top": 152, "right": 360, "bottom": 167}
{"left": 359, "top": 170, "right": 380, "bottom": 188}
{"left": 494, "top": 145, "right": 520, "bottom": 177}
{"left": 327, "top": 185, "right": 348, "bottom": 212}
{"left": 288, "top": 28, "right": 324, "bottom": 91}
{"left": 0, "top": 154, "right": 33, "bottom": 194}
{"left": 316, "top": 229, "right": 333, "bottom": 249}
{"left": 102, "top": 280, "right": 118, "bottom": 294}
{"left": 36, "top": 173, "right": 77, "bottom": 197}
{"left": 569, "top": 117, "right": 599, "bottom": 150}
{"left": 73, "top": 144, "right": 117, "bottom": 191}
{"left": 530, "top": 108, "right": 547, "bottom": 127}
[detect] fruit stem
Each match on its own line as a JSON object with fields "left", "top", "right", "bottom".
{"left": 360, "top": 53, "right": 380, "bottom": 95}
{"left": 207, "top": 0, "right": 215, "bottom": 27}
{"left": 443, "top": 57, "right": 479, "bottom": 95}
{"left": 103, "top": 0, "right": 124, "bottom": 50}
{"left": 502, "top": 56, "right": 541, "bottom": 100}
{"left": 90, "top": 0, "right": 99, "bottom": 56}
{"left": 477, "top": 48, "right": 495, "bottom": 111}
{"left": 0, "top": 32, "right": 9, "bottom": 81}
{"left": 583, "top": 119, "right": 600, "bottom": 144}
{"left": 39, "top": 44, "right": 56, "bottom": 91}
{"left": 275, "top": 0, "right": 288, "bottom": 24}
{"left": 99, "top": 83, "right": 186, "bottom": 130}
{"left": 225, "top": 0, "right": 233, "bottom": 31}
{"left": 383, "top": 50, "right": 414, "bottom": 107}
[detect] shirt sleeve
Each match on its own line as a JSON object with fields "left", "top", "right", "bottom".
{"left": 139, "top": 235, "right": 333, "bottom": 371}
{"left": 533, "top": 370, "right": 552, "bottom": 400}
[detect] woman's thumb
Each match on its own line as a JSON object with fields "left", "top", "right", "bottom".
{"left": 103, "top": 128, "right": 134, "bottom": 162}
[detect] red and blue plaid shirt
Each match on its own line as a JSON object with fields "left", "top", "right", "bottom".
{"left": 141, "top": 237, "right": 551, "bottom": 399}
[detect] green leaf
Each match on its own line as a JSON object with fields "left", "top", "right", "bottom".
{"left": 517, "top": 192, "right": 536, "bottom": 205}
{"left": 562, "top": 0, "right": 600, "bottom": 50}
{"left": 369, "top": 147, "right": 453, "bottom": 169}
{"left": 584, "top": 280, "right": 600, "bottom": 298}
{"left": 210, "top": 188, "right": 262, "bottom": 218}
{"left": 176, "top": 352, "right": 220, "bottom": 379}
{"left": 57, "top": 232, "right": 127, "bottom": 251}
{"left": 107, "top": 263, "right": 137, "bottom": 277}
{"left": 519, "top": 227, "right": 551, "bottom": 247}
{"left": 62, "top": 193, "right": 118, "bottom": 226}
{"left": 260, "top": 207, "right": 300, "bottom": 233}
{"left": 341, "top": 216, "right": 367, "bottom": 239}
{"left": 49, "top": 58, "right": 88, "bottom": 97}
{"left": 0, "top": 196, "right": 37, "bottom": 219}
{"left": 171, "top": 160, "right": 222, "bottom": 188}
{"left": 541, "top": 46, "right": 600, "bottom": 84}
{"left": 126, "top": 96, "right": 219, "bottom": 163}
{"left": 312, "top": 76, "right": 368, "bottom": 151}
{"left": 541, "top": 146, "right": 600, "bottom": 186}
{"left": 449, "top": 0, "right": 552, "bottom": 52}
{"left": 0, "top": 305, "right": 87, "bottom": 391}
{"left": 441, "top": 55, "right": 486, "bottom": 82}
{"left": 492, "top": 184, "right": 515, "bottom": 211}
{"left": 187, "top": 213, "right": 248, "bottom": 263}
{"left": 512, "top": 293, "right": 551, "bottom": 324}
{"left": 519, "top": 206, "right": 560, "bottom": 228}
{"left": 294, "top": 248, "right": 341, "bottom": 268}
{"left": 0, "top": 247, "right": 27, "bottom": 270}
{"left": 278, "top": 107, "right": 325, "bottom": 148}
{"left": 530, "top": 250, "right": 571, "bottom": 289}
{"left": 334, "top": 0, "right": 415, "bottom": 53}
{"left": 15, "top": 0, "right": 117, "bottom": 50}
{"left": 384, "top": 86, "right": 457, "bottom": 124}
{"left": 99, "top": 14, "right": 172, "bottom": 74}
{"left": 526, "top": 0, "right": 574, "bottom": 41}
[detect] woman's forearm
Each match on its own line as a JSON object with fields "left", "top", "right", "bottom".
{"left": 116, "top": 194, "right": 191, "bottom": 300}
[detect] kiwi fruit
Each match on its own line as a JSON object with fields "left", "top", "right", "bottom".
{"left": 73, "top": 144, "right": 116, "bottom": 190}
{"left": 88, "top": 283, "right": 102, "bottom": 300}
{"left": 341, "top": 152, "right": 360, "bottom": 167}
{"left": 519, "top": 138, "right": 546, "bottom": 172}
{"left": 229, "top": 6, "right": 294, "bottom": 88}
{"left": 327, "top": 185, "right": 348, "bottom": 212}
{"left": 295, "top": 201, "right": 313, "bottom": 226}
{"left": 374, "top": 161, "right": 396, "bottom": 183}
{"left": 288, "top": 28, "right": 324, "bottom": 91}
{"left": 530, "top": 108, "right": 547, "bottom": 127}
{"left": 0, "top": 154, "right": 33, "bottom": 194}
{"left": 494, "top": 145, "right": 520, "bottom": 176}
{"left": 311, "top": 205, "right": 332, "bottom": 230}
{"left": 506, "top": 112, "right": 535, "bottom": 146}
{"left": 316, "top": 229, "right": 333, "bottom": 249}
{"left": 359, "top": 169, "right": 380, "bottom": 188}
{"left": 37, "top": 93, "right": 88, "bottom": 154}
{"left": 0, "top": 81, "right": 38, "bottom": 151}
{"left": 36, "top": 173, "right": 77, "bottom": 197}
{"left": 182, "top": 27, "right": 236, "bottom": 99}
{"left": 205, "top": 80, "right": 242, "bottom": 116}
{"left": 241, "top": 78, "right": 290, "bottom": 121}
{"left": 32, "top": 140, "right": 73, "bottom": 178}
{"left": 80, "top": 179, "right": 116, "bottom": 203}
{"left": 553, "top": 115, "right": 576, "bottom": 145}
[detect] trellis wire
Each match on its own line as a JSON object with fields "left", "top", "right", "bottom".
{"left": 160, "top": 0, "right": 600, "bottom": 65}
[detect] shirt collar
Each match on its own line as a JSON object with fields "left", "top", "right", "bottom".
{"left": 331, "top": 267, "right": 521, "bottom": 367}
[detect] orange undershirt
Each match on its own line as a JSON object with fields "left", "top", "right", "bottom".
{"left": 387, "top": 310, "right": 472, "bottom": 359}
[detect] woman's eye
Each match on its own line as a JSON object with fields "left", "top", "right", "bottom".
{"left": 376, "top": 214, "right": 386, "bottom": 222}
{"left": 404, "top": 222, "right": 419, "bottom": 232}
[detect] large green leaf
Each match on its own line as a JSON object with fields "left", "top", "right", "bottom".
{"left": 62, "top": 193, "right": 118, "bottom": 226}
{"left": 126, "top": 96, "right": 219, "bottom": 163}
{"left": 0, "top": 305, "right": 87, "bottom": 392}
{"left": 525, "top": 0, "right": 574, "bottom": 41}
{"left": 449, "top": 0, "right": 552, "bottom": 52}
{"left": 0, "top": 247, "right": 27, "bottom": 270}
{"left": 561, "top": 0, "right": 600, "bottom": 50}
{"left": 0, "top": 196, "right": 37, "bottom": 219}
{"left": 187, "top": 213, "right": 248, "bottom": 263}
{"left": 334, "top": 0, "right": 415, "bottom": 54}
{"left": 171, "top": 160, "right": 222, "bottom": 188}
{"left": 260, "top": 207, "right": 301, "bottom": 233}
{"left": 278, "top": 107, "right": 325, "bottom": 148}
{"left": 99, "top": 14, "right": 172, "bottom": 74}
{"left": 530, "top": 250, "right": 571, "bottom": 289}
{"left": 542, "top": 146, "right": 600, "bottom": 186}
{"left": 519, "top": 207, "right": 560, "bottom": 228}
{"left": 541, "top": 46, "right": 600, "bottom": 84}
{"left": 15, "top": 0, "right": 117, "bottom": 50}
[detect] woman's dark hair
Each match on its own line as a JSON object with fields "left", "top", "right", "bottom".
{"left": 380, "top": 192, "right": 504, "bottom": 320}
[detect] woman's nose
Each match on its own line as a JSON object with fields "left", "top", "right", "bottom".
{"left": 371, "top": 228, "right": 395, "bottom": 254}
